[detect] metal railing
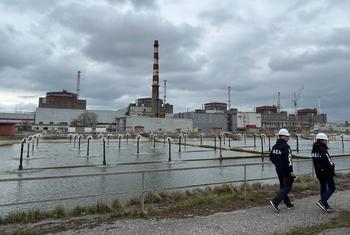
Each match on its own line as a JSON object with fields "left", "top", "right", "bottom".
{"left": 0, "top": 161, "right": 349, "bottom": 211}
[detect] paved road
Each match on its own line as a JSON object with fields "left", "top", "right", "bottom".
{"left": 54, "top": 190, "right": 350, "bottom": 235}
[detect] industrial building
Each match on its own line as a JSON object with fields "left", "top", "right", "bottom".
{"left": 33, "top": 89, "right": 120, "bottom": 132}
{"left": 236, "top": 112, "right": 262, "bottom": 130}
{"left": 256, "top": 105, "right": 327, "bottom": 133}
{"left": 39, "top": 90, "right": 86, "bottom": 109}
{"left": 173, "top": 102, "right": 239, "bottom": 134}
{"left": 256, "top": 105, "right": 289, "bottom": 129}
{"left": 126, "top": 97, "right": 173, "bottom": 117}
{"left": 297, "top": 108, "right": 327, "bottom": 123}
{"left": 33, "top": 107, "right": 121, "bottom": 132}
{"left": 116, "top": 116, "right": 192, "bottom": 133}
{"left": 174, "top": 111, "right": 229, "bottom": 133}
{"left": 204, "top": 102, "right": 227, "bottom": 113}
{"left": 0, "top": 112, "right": 35, "bottom": 125}
{"left": 0, "top": 112, "right": 35, "bottom": 135}
{"left": 0, "top": 123, "right": 16, "bottom": 136}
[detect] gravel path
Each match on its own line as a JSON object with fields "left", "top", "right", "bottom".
{"left": 319, "top": 228, "right": 350, "bottom": 235}
{"left": 53, "top": 190, "right": 350, "bottom": 235}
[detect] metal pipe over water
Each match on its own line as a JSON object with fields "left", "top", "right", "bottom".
{"left": 102, "top": 137, "right": 106, "bottom": 165}
{"left": 136, "top": 135, "right": 141, "bottom": 154}
{"left": 86, "top": 135, "right": 93, "bottom": 156}
{"left": 18, "top": 138, "right": 27, "bottom": 170}
{"left": 167, "top": 137, "right": 172, "bottom": 162}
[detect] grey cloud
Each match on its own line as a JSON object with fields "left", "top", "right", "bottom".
{"left": 0, "top": 26, "right": 37, "bottom": 69}
{"left": 323, "top": 27, "right": 350, "bottom": 47}
{"left": 48, "top": 3, "right": 204, "bottom": 76}
{"left": 0, "top": 0, "right": 58, "bottom": 12}
{"left": 269, "top": 47, "right": 350, "bottom": 71}
{"left": 198, "top": 7, "right": 241, "bottom": 25}
{"left": 106, "top": 0, "right": 157, "bottom": 10}
{"left": 297, "top": 7, "right": 324, "bottom": 23}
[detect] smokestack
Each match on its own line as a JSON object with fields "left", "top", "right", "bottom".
{"left": 151, "top": 40, "right": 160, "bottom": 117}
{"left": 77, "top": 71, "right": 81, "bottom": 98}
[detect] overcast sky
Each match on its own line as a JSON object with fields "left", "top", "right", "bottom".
{"left": 0, "top": 0, "right": 350, "bottom": 121}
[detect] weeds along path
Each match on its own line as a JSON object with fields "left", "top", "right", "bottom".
{"left": 48, "top": 190, "right": 350, "bottom": 235}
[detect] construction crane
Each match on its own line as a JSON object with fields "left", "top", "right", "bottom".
{"left": 292, "top": 85, "right": 304, "bottom": 116}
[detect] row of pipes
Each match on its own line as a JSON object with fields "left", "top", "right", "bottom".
{"left": 72, "top": 132, "right": 347, "bottom": 165}
{"left": 18, "top": 133, "right": 42, "bottom": 170}
{"left": 18, "top": 132, "right": 346, "bottom": 170}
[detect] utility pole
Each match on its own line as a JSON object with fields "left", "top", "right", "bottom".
{"left": 77, "top": 71, "right": 81, "bottom": 98}
{"left": 163, "top": 80, "right": 167, "bottom": 105}
{"left": 228, "top": 86, "right": 231, "bottom": 110}
{"left": 277, "top": 91, "right": 281, "bottom": 113}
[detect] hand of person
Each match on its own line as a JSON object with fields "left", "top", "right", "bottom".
{"left": 290, "top": 172, "right": 295, "bottom": 177}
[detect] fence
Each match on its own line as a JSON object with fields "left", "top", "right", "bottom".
{"left": 0, "top": 161, "right": 350, "bottom": 212}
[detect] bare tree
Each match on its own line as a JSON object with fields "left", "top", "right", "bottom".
{"left": 71, "top": 112, "right": 98, "bottom": 127}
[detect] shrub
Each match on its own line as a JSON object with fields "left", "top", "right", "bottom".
{"left": 52, "top": 206, "right": 66, "bottom": 218}
{"left": 145, "top": 193, "right": 161, "bottom": 204}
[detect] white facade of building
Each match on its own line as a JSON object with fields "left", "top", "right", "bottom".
{"left": 237, "top": 112, "right": 262, "bottom": 129}
{"left": 67, "top": 127, "right": 107, "bottom": 133}
{"left": 33, "top": 108, "right": 120, "bottom": 131}
{"left": 117, "top": 116, "right": 193, "bottom": 133}
{"left": 35, "top": 108, "right": 84, "bottom": 125}
{"left": 34, "top": 108, "right": 119, "bottom": 125}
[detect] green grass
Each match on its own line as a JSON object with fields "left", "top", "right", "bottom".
{"left": 276, "top": 210, "right": 350, "bottom": 235}
{"left": 1, "top": 209, "right": 44, "bottom": 224}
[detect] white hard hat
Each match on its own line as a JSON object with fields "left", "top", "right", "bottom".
{"left": 316, "top": 133, "right": 328, "bottom": 141}
{"left": 278, "top": 128, "right": 290, "bottom": 136}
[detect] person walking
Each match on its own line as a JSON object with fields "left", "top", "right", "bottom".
{"left": 269, "top": 128, "right": 295, "bottom": 213}
{"left": 312, "top": 133, "right": 336, "bottom": 212}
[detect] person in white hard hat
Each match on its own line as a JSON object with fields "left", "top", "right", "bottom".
{"left": 312, "top": 133, "right": 336, "bottom": 212}
{"left": 269, "top": 128, "right": 295, "bottom": 213}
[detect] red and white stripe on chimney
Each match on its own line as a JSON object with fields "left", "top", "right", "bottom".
{"left": 151, "top": 40, "right": 160, "bottom": 118}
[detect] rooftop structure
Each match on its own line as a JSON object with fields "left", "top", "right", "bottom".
{"left": 39, "top": 90, "right": 86, "bottom": 110}
{"left": 204, "top": 102, "right": 227, "bottom": 113}
{"left": 256, "top": 105, "right": 278, "bottom": 114}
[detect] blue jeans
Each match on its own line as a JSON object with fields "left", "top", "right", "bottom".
{"left": 273, "top": 174, "right": 293, "bottom": 205}
{"left": 319, "top": 176, "right": 336, "bottom": 204}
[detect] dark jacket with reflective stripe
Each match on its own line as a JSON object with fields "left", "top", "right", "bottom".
{"left": 312, "top": 142, "right": 335, "bottom": 177}
{"left": 269, "top": 139, "right": 293, "bottom": 176}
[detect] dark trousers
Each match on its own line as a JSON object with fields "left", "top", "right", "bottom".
{"left": 273, "top": 174, "right": 293, "bottom": 205}
{"left": 318, "top": 175, "right": 336, "bottom": 204}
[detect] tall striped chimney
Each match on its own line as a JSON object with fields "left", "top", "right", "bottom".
{"left": 151, "top": 40, "right": 160, "bottom": 118}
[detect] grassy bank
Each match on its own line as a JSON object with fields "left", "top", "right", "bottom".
{"left": 277, "top": 210, "right": 350, "bottom": 235}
